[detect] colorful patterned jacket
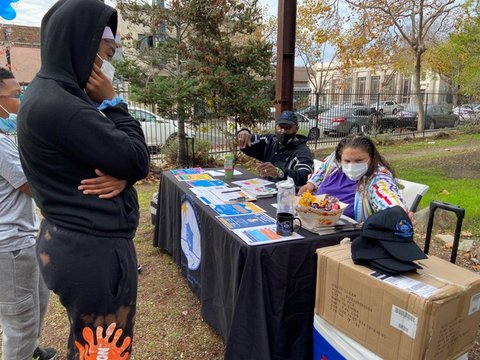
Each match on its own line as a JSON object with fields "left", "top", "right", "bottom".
{"left": 308, "top": 152, "right": 407, "bottom": 222}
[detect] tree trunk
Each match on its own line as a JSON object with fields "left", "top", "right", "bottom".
{"left": 175, "top": 23, "right": 187, "bottom": 166}
{"left": 177, "top": 113, "right": 187, "bottom": 167}
{"left": 413, "top": 52, "right": 425, "bottom": 131}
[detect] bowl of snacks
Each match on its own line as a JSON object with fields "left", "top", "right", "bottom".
{"left": 295, "top": 191, "right": 348, "bottom": 228}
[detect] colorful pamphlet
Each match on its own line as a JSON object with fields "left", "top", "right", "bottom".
{"left": 175, "top": 173, "right": 212, "bottom": 181}
{"left": 232, "top": 178, "right": 274, "bottom": 187}
{"left": 210, "top": 202, "right": 265, "bottom": 216}
{"left": 216, "top": 213, "right": 276, "bottom": 230}
{"left": 189, "top": 186, "right": 229, "bottom": 205}
{"left": 171, "top": 167, "right": 203, "bottom": 175}
{"left": 302, "top": 215, "right": 361, "bottom": 235}
{"left": 208, "top": 187, "right": 256, "bottom": 203}
{"left": 204, "top": 169, "right": 243, "bottom": 177}
{"left": 186, "top": 179, "right": 225, "bottom": 187}
{"left": 232, "top": 225, "right": 303, "bottom": 246}
{"left": 242, "top": 186, "right": 277, "bottom": 199}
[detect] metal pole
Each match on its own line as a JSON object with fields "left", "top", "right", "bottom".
{"left": 274, "top": 0, "right": 297, "bottom": 120}
{"left": 4, "top": 28, "right": 11, "bottom": 70}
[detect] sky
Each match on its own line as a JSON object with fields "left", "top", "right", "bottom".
{"left": 2, "top": 0, "right": 277, "bottom": 27}
{"left": 2, "top": 0, "right": 116, "bottom": 27}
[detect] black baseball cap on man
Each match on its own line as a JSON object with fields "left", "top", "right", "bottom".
{"left": 276, "top": 111, "right": 298, "bottom": 126}
{"left": 361, "top": 206, "right": 427, "bottom": 262}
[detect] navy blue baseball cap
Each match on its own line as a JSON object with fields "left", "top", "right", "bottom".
{"left": 276, "top": 111, "right": 298, "bottom": 126}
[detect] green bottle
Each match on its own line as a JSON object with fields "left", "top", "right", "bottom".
{"left": 224, "top": 153, "right": 234, "bottom": 180}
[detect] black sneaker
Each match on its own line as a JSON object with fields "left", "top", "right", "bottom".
{"left": 32, "top": 347, "right": 57, "bottom": 360}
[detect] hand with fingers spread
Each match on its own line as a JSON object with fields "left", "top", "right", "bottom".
{"left": 75, "top": 323, "right": 131, "bottom": 360}
{"left": 86, "top": 63, "right": 116, "bottom": 104}
{"left": 256, "top": 162, "right": 277, "bottom": 178}
{"left": 79, "top": 169, "right": 127, "bottom": 199}
{"left": 237, "top": 130, "right": 251, "bottom": 149}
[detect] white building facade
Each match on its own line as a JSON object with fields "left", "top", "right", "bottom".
{"left": 313, "top": 62, "right": 454, "bottom": 107}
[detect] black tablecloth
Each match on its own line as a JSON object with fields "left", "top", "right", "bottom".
{"left": 153, "top": 169, "right": 360, "bottom": 360}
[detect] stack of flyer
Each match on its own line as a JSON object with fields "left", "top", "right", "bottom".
{"left": 231, "top": 178, "right": 277, "bottom": 199}
{"left": 172, "top": 169, "right": 303, "bottom": 246}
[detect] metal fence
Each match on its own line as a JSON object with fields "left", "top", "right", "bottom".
{"left": 117, "top": 89, "right": 463, "bottom": 161}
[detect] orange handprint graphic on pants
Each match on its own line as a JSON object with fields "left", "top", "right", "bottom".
{"left": 75, "top": 322, "right": 131, "bottom": 360}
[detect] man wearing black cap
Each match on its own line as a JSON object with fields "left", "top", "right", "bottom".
{"left": 237, "top": 110, "right": 314, "bottom": 186}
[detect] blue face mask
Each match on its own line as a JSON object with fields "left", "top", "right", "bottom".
{"left": 0, "top": 104, "right": 17, "bottom": 134}
{"left": 0, "top": 113, "right": 17, "bottom": 133}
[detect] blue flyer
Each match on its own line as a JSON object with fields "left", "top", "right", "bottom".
{"left": 186, "top": 179, "right": 225, "bottom": 187}
{"left": 216, "top": 213, "right": 276, "bottom": 230}
{"left": 211, "top": 203, "right": 265, "bottom": 216}
{"left": 171, "top": 167, "right": 203, "bottom": 175}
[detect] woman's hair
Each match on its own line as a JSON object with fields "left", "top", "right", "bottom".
{"left": 334, "top": 134, "right": 396, "bottom": 178}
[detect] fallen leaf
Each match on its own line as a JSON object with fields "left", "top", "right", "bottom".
{"left": 472, "top": 265, "right": 480, "bottom": 272}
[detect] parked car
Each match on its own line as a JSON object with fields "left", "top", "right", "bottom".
{"left": 396, "top": 104, "right": 460, "bottom": 130}
{"left": 129, "top": 106, "right": 194, "bottom": 150}
{"left": 370, "top": 100, "right": 404, "bottom": 115}
{"left": 296, "top": 104, "right": 330, "bottom": 119}
{"left": 452, "top": 104, "right": 480, "bottom": 124}
{"left": 319, "top": 106, "right": 377, "bottom": 136}
{"left": 229, "top": 111, "right": 323, "bottom": 140}
{"left": 295, "top": 112, "right": 323, "bottom": 140}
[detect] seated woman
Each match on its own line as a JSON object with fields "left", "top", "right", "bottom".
{"left": 298, "top": 134, "right": 409, "bottom": 222}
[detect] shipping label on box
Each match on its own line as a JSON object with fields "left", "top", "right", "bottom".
{"left": 315, "top": 244, "right": 480, "bottom": 360}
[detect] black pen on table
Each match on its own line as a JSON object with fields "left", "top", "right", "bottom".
{"left": 221, "top": 189, "right": 241, "bottom": 194}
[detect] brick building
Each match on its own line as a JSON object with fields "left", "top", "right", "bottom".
{"left": 0, "top": 24, "right": 41, "bottom": 84}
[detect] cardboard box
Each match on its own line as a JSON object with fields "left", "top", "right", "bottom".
{"left": 315, "top": 244, "right": 480, "bottom": 360}
{"left": 313, "top": 314, "right": 382, "bottom": 359}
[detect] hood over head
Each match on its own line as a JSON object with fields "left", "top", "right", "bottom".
{"left": 38, "top": 0, "right": 117, "bottom": 89}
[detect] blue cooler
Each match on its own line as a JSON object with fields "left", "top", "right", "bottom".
{"left": 313, "top": 314, "right": 382, "bottom": 360}
{"left": 313, "top": 315, "right": 469, "bottom": 360}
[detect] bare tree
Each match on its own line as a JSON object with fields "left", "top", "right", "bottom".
{"left": 340, "top": 0, "right": 463, "bottom": 130}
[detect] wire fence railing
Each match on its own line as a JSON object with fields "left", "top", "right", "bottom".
{"left": 6, "top": 89, "right": 473, "bottom": 169}
{"left": 118, "top": 89, "right": 466, "bottom": 162}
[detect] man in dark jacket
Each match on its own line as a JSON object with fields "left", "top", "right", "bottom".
{"left": 237, "top": 110, "right": 314, "bottom": 186}
{"left": 17, "top": 0, "right": 149, "bottom": 358}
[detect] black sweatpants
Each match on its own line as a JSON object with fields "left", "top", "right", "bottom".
{"left": 37, "top": 220, "right": 137, "bottom": 360}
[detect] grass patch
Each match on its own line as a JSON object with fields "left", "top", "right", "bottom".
{"left": 377, "top": 132, "right": 480, "bottom": 153}
{"left": 393, "top": 161, "right": 480, "bottom": 236}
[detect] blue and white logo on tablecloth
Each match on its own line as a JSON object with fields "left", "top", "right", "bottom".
{"left": 180, "top": 194, "right": 201, "bottom": 270}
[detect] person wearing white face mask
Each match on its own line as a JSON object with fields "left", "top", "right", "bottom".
{"left": 17, "top": 1, "right": 149, "bottom": 358}
{"left": 298, "top": 134, "right": 409, "bottom": 222}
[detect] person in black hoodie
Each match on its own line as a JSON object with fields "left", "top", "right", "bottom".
{"left": 17, "top": 0, "right": 149, "bottom": 358}
{"left": 237, "top": 110, "right": 314, "bottom": 186}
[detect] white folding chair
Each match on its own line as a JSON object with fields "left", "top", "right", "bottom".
{"left": 396, "top": 179, "right": 430, "bottom": 212}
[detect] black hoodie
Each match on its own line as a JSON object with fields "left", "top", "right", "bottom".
{"left": 17, "top": 0, "right": 150, "bottom": 238}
